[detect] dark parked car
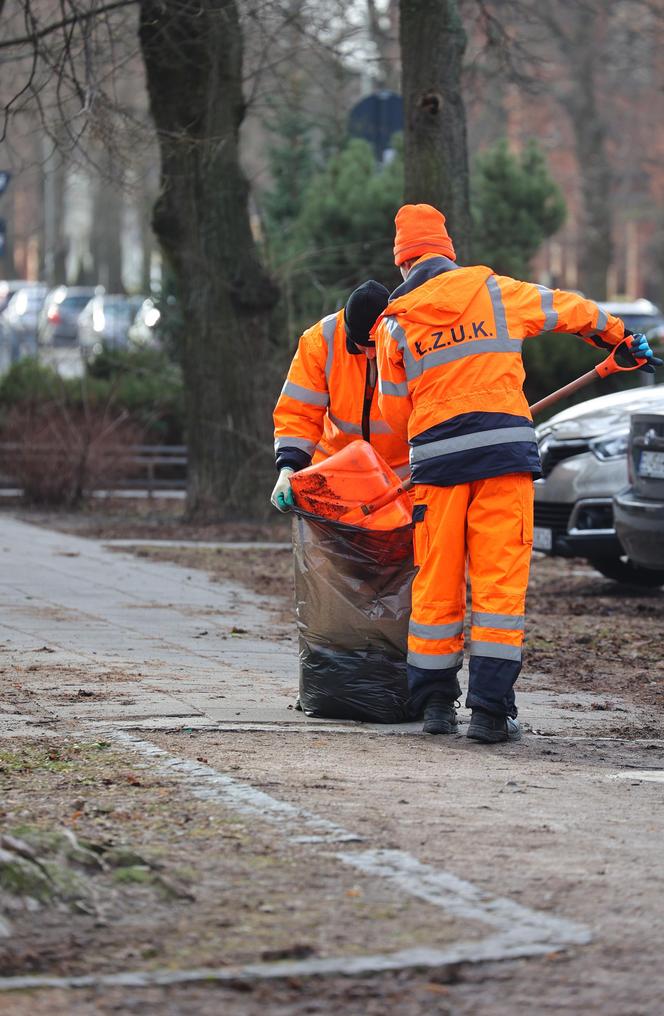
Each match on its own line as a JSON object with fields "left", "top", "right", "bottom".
{"left": 38, "top": 286, "right": 98, "bottom": 377}
{"left": 38, "top": 286, "right": 98, "bottom": 347}
{"left": 614, "top": 413, "right": 664, "bottom": 581}
{"left": 0, "top": 279, "right": 32, "bottom": 314}
{"left": 0, "top": 283, "right": 48, "bottom": 367}
{"left": 77, "top": 294, "right": 145, "bottom": 353}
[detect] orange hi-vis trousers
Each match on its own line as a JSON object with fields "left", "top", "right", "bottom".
{"left": 408, "top": 473, "right": 534, "bottom": 718}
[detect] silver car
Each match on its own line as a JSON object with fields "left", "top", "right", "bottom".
{"left": 0, "top": 283, "right": 48, "bottom": 368}
{"left": 598, "top": 298, "right": 663, "bottom": 340}
{"left": 534, "top": 383, "right": 664, "bottom": 585}
{"left": 77, "top": 294, "right": 145, "bottom": 354}
{"left": 614, "top": 413, "right": 664, "bottom": 572}
{"left": 38, "top": 285, "right": 98, "bottom": 377}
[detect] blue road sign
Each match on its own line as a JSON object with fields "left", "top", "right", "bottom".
{"left": 0, "top": 172, "right": 11, "bottom": 196}
{"left": 348, "top": 91, "right": 403, "bottom": 161}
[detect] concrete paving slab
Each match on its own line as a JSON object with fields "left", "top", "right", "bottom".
{"left": 0, "top": 713, "right": 59, "bottom": 738}
{"left": 45, "top": 695, "right": 203, "bottom": 720}
{"left": 517, "top": 690, "right": 634, "bottom": 736}
{"left": 200, "top": 705, "right": 314, "bottom": 723}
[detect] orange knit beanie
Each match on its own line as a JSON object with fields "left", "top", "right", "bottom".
{"left": 393, "top": 204, "right": 456, "bottom": 266}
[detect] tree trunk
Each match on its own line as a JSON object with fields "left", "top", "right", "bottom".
{"left": 565, "top": 47, "right": 612, "bottom": 299}
{"left": 535, "top": 1, "right": 612, "bottom": 299}
{"left": 367, "top": 0, "right": 400, "bottom": 91}
{"left": 91, "top": 157, "right": 124, "bottom": 293}
{"left": 139, "top": 0, "right": 279, "bottom": 519}
{"left": 140, "top": 183, "right": 154, "bottom": 295}
{"left": 41, "top": 146, "right": 68, "bottom": 286}
{"left": 570, "top": 107, "right": 612, "bottom": 300}
{"left": 399, "top": 0, "right": 472, "bottom": 262}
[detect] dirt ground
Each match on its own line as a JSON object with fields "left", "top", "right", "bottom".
{"left": 0, "top": 727, "right": 490, "bottom": 1016}
{"left": 2, "top": 726, "right": 664, "bottom": 1014}
{"left": 0, "top": 738, "right": 487, "bottom": 979}
{"left": 525, "top": 556, "right": 664, "bottom": 717}
{"left": 2, "top": 503, "right": 664, "bottom": 1014}
{"left": 14, "top": 500, "right": 292, "bottom": 545}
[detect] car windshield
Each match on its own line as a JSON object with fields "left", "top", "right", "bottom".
{"left": 6, "top": 288, "right": 45, "bottom": 314}
{"left": 63, "top": 294, "right": 95, "bottom": 310}
{"left": 0, "top": 287, "right": 24, "bottom": 311}
{"left": 105, "top": 301, "right": 132, "bottom": 320}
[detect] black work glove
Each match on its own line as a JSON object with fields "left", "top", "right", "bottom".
{"left": 618, "top": 331, "right": 663, "bottom": 374}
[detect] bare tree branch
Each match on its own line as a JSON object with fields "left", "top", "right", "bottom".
{"left": 0, "top": 0, "right": 138, "bottom": 50}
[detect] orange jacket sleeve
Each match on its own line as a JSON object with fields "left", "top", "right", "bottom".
{"left": 375, "top": 315, "right": 412, "bottom": 442}
{"left": 497, "top": 278, "right": 626, "bottom": 350}
{"left": 273, "top": 320, "right": 330, "bottom": 471}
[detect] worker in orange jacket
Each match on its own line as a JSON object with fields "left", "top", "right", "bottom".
{"left": 271, "top": 281, "right": 410, "bottom": 510}
{"left": 373, "top": 204, "right": 661, "bottom": 743}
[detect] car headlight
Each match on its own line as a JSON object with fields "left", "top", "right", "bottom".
{"left": 589, "top": 431, "right": 629, "bottom": 461}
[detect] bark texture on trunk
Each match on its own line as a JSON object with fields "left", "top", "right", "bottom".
{"left": 565, "top": 41, "right": 612, "bottom": 299}
{"left": 92, "top": 159, "right": 124, "bottom": 292}
{"left": 139, "top": 0, "right": 278, "bottom": 519}
{"left": 538, "top": 1, "right": 612, "bottom": 299}
{"left": 399, "top": 0, "right": 472, "bottom": 262}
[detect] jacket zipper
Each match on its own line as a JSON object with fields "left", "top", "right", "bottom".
{"left": 362, "top": 358, "right": 377, "bottom": 443}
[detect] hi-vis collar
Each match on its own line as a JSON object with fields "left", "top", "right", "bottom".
{"left": 389, "top": 255, "right": 459, "bottom": 302}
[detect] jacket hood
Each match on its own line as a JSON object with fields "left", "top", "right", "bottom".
{"left": 386, "top": 264, "right": 495, "bottom": 327}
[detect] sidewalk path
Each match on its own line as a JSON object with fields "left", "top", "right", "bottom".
{"left": 0, "top": 515, "right": 301, "bottom": 735}
{"left": 0, "top": 513, "right": 656, "bottom": 739}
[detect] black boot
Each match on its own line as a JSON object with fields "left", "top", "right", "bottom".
{"left": 422, "top": 691, "right": 459, "bottom": 735}
{"left": 467, "top": 709, "right": 522, "bottom": 744}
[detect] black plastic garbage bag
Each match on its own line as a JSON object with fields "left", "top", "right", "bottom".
{"left": 292, "top": 509, "right": 415, "bottom": 723}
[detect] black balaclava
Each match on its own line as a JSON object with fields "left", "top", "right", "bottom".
{"left": 344, "top": 280, "right": 390, "bottom": 354}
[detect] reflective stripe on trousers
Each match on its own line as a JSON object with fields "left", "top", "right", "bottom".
{"left": 407, "top": 474, "right": 533, "bottom": 716}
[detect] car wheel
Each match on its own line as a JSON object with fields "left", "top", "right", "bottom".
{"left": 589, "top": 556, "right": 664, "bottom": 587}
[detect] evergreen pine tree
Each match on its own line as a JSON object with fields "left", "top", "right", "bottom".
{"left": 472, "top": 140, "right": 566, "bottom": 278}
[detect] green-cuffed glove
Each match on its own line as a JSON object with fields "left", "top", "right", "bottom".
{"left": 270, "top": 467, "right": 295, "bottom": 512}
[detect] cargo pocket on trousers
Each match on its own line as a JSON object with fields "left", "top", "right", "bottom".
{"left": 412, "top": 503, "right": 429, "bottom": 566}
{"left": 521, "top": 477, "right": 534, "bottom": 546}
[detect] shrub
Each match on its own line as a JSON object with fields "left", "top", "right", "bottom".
{"left": 0, "top": 358, "right": 64, "bottom": 408}
{"left": 472, "top": 140, "right": 566, "bottom": 277}
{"left": 86, "top": 345, "right": 185, "bottom": 444}
{"left": 1, "top": 402, "right": 143, "bottom": 506}
{"left": 0, "top": 349, "right": 185, "bottom": 504}
{"left": 0, "top": 348, "right": 185, "bottom": 444}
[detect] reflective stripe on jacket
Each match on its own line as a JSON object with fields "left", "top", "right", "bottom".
{"left": 273, "top": 309, "right": 410, "bottom": 477}
{"left": 374, "top": 255, "right": 626, "bottom": 487}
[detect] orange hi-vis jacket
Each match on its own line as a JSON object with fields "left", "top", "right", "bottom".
{"left": 273, "top": 309, "right": 410, "bottom": 478}
{"left": 373, "top": 255, "right": 626, "bottom": 486}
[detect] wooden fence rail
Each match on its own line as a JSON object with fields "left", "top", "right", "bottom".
{"left": 0, "top": 443, "right": 188, "bottom": 494}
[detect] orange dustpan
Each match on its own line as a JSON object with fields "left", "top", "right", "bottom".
{"left": 291, "top": 441, "right": 412, "bottom": 530}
